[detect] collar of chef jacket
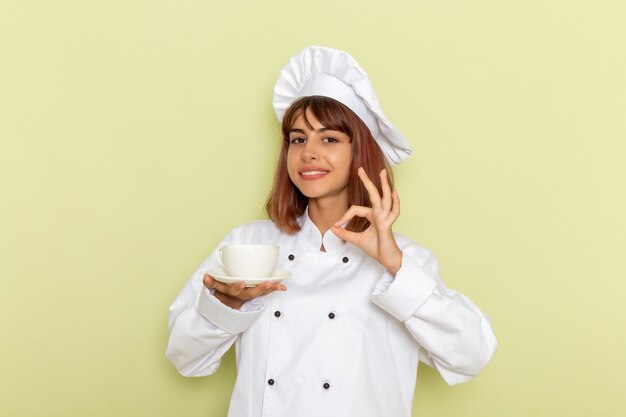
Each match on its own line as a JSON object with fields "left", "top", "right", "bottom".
{"left": 296, "top": 206, "right": 350, "bottom": 254}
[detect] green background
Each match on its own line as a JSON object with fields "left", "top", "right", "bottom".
{"left": 1, "top": 1, "right": 624, "bottom": 416}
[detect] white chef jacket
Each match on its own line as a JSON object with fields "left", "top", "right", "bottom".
{"left": 166, "top": 208, "right": 497, "bottom": 417}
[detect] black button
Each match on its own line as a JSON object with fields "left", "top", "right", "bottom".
{"left": 328, "top": 312, "right": 335, "bottom": 319}
{"left": 342, "top": 256, "right": 349, "bottom": 263}
{"left": 268, "top": 379, "right": 275, "bottom": 386}
{"left": 288, "top": 254, "right": 295, "bottom": 261}
{"left": 274, "top": 311, "right": 281, "bottom": 318}
{"left": 323, "top": 382, "right": 330, "bottom": 390}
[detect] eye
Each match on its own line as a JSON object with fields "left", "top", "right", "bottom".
{"left": 323, "top": 137, "right": 339, "bottom": 143}
{"left": 289, "top": 137, "right": 306, "bottom": 144}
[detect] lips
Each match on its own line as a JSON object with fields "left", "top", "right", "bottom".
{"left": 299, "top": 166, "right": 330, "bottom": 180}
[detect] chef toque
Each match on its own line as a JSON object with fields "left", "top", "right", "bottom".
{"left": 272, "top": 46, "right": 412, "bottom": 165}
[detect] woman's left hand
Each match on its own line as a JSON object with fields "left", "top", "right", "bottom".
{"left": 331, "top": 167, "right": 403, "bottom": 275}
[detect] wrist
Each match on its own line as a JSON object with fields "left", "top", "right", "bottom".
{"left": 385, "top": 251, "right": 403, "bottom": 276}
{"left": 213, "top": 291, "right": 244, "bottom": 310}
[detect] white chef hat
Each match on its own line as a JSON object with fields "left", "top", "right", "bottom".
{"left": 272, "top": 45, "right": 412, "bottom": 165}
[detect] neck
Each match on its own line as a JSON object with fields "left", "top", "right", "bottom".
{"left": 307, "top": 195, "right": 349, "bottom": 236}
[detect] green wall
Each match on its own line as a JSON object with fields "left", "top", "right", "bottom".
{"left": 1, "top": 1, "right": 624, "bottom": 416}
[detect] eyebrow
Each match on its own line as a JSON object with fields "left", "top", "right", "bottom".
{"left": 288, "top": 127, "right": 335, "bottom": 135}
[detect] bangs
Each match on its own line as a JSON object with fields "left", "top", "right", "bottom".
{"left": 282, "top": 96, "right": 353, "bottom": 140}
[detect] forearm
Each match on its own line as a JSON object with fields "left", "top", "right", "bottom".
{"left": 166, "top": 301, "right": 238, "bottom": 376}
{"left": 371, "top": 249, "right": 497, "bottom": 384}
{"left": 167, "top": 285, "right": 266, "bottom": 376}
{"left": 404, "top": 288, "right": 497, "bottom": 383}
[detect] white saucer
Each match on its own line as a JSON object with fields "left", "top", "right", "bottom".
{"left": 207, "top": 267, "right": 290, "bottom": 287}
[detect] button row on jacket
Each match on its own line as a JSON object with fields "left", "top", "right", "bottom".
{"left": 274, "top": 310, "right": 335, "bottom": 319}
{"left": 288, "top": 253, "right": 349, "bottom": 263}
{"left": 267, "top": 378, "right": 329, "bottom": 390}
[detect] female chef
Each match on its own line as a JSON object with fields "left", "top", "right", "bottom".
{"left": 166, "top": 46, "right": 497, "bottom": 417}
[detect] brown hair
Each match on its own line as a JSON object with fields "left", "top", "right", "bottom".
{"left": 265, "top": 96, "right": 394, "bottom": 234}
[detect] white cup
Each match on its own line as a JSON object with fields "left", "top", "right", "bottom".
{"left": 217, "top": 244, "right": 279, "bottom": 278}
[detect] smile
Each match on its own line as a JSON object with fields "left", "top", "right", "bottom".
{"left": 300, "top": 171, "right": 329, "bottom": 180}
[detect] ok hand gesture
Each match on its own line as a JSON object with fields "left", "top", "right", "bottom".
{"left": 330, "top": 167, "right": 403, "bottom": 275}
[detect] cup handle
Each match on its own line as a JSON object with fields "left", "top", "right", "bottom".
{"left": 216, "top": 246, "right": 226, "bottom": 270}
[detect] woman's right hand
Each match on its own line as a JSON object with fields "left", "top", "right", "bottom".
{"left": 203, "top": 274, "right": 287, "bottom": 310}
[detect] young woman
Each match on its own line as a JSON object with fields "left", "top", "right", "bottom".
{"left": 166, "top": 46, "right": 497, "bottom": 417}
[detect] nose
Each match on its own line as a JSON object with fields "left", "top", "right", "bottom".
{"left": 302, "top": 141, "right": 319, "bottom": 161}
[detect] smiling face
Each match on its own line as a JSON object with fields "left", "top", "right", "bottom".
{"left": 266, "top": 96, "right": 392, "bottom": 234}
{"left": 286, "top": 108, "right": 352, "bottom": 205}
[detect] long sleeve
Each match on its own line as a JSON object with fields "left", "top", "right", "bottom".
{"left": 165, "top": 227, "right": 268, "bottom": 377}
{"left": 371, "top": 244, "right": 498, "bottom": 385}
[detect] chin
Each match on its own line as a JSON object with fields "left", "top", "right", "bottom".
{"left": 297, "top": 186, "right": 346, "bottom": 200}
{"left": 296, "top": 188, "right": 322, "bottom": 199}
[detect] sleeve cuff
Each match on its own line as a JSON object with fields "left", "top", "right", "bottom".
{"left": 371, "top": 253, "right": 438, "bottom": 322}
{"left": 195, "top": 287, "right": 266, "bottom": 335}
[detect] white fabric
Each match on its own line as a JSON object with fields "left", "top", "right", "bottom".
{"left": 273, "top": 46, "right": 413, "bottom": 165}
{"left": 166, "top": 209, "right": 498, "bottom": 417}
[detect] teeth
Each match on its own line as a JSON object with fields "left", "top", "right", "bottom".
{"left": 302, "top": 171, "right": 328, "bottom": 176}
